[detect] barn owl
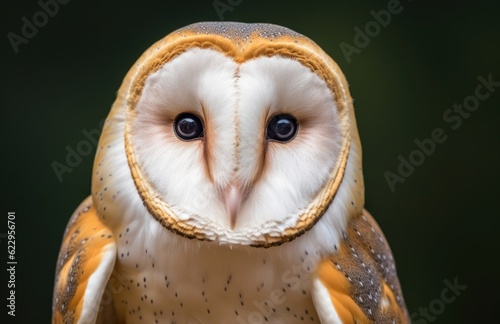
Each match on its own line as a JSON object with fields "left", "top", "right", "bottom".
{"left": 52, "top": 22, "right": 409, "bottom": 324}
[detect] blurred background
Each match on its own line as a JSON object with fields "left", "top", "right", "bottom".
{"left": 2, "top": 0, "right": 499, "bottom": 322}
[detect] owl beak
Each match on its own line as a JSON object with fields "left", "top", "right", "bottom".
{"left": 224, "top": 183, "right": 243, "bottom": 229}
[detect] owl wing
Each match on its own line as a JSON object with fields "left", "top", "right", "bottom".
{"left": 311, "top": 209, "right": 409, "bottom": 324}
{"left": 52, "top": 196, "right": 117, "bottom": 324}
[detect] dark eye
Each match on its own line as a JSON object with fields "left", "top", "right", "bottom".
{"left": 174, "top": 113, "right": 204, "bottom": 140}
{"left": 266, "top": 114, "right": 298, "bottom": 142}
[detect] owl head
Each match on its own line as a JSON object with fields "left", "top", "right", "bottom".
{"left": 91, "top": 22, "right": 364, "bottom": 248}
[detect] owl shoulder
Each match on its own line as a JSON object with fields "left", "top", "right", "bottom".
{"left": 313, "top": 209, "right": 409, "bottom": 323}
{"left": 52, "top": 196, "right": 117, "bottom": 324}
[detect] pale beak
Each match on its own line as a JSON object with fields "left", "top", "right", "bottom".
{"left": 224, "top": 183, "right": 244, "bottom": 229}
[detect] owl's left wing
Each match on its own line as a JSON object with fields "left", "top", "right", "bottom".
{"left": 52, "top": 196, "right": 117, "bottom": 324}
{"left": 311, "top": 210, "right": 409, "bottom": 324}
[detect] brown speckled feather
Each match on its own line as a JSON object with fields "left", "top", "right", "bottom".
{"left": 52, "top": 196, "right": 116, "bottom": 324}
{"left": 316, "top": 210, "right": 409, "bottom": 323}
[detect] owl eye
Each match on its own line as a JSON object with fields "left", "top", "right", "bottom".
{"left": 266, "top": 114, "right": 298, "bottom": 142}
{"left": 174, "top": 113, "right": 204, "bottom": 140}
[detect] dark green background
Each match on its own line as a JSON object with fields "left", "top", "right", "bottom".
{"left": 2, "top": 0, "right": 499, "bottom": 322}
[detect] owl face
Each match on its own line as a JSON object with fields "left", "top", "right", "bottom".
{"left": 93, "top": 23, "right": 363, "bottom": 248}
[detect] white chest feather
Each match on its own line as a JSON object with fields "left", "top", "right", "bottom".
{"left": 109, "top": 216, "right": 322, "bottom": 324}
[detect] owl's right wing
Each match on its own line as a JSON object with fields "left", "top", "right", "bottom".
{"left": 311, "top": 209, "right": 409, "bottom": 323}
{"left": 52, "top": 196, "right": 117, "bottom": 324}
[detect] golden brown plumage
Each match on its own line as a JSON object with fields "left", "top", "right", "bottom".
{"left": 316, "top": 210, "right": 408, "bottom": 323}
{"left": 52, "top": 197, "right": 116, "bottom": 324}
